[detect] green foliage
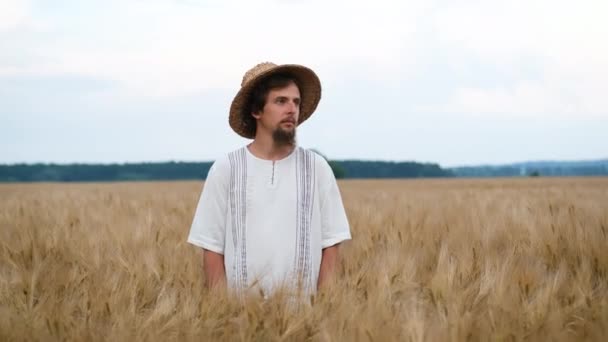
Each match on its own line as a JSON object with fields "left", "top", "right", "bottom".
{"left": 310, "top": 149, "right": 347, "bottom": 179}
{"left": 336, "top": 160, "right": 451, "bottom": 178}
{"left": 0, "top": 162, "right": 212, "bottom": 182}
{"left": 450, "top": 160, "right": 608, "bottom": 177}
{"left": 329, "top": 161, "right": 347, "bottom": 179}
{"left": 0, "top": 158, "right": 454, "bottom": 182}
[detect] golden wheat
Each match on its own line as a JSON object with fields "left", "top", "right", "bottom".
{"left": 1, "top": 178, "right": 607, "bottom": 341}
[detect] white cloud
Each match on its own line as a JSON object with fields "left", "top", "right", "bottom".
{"left": 0, "top": 0, "right": 51, "bottom": 33}
{"left": 2, "top": 0, "right": 430, "bottom": 96}
{"left": 0, "top": 0, "right": 31, "bottom": 32}
{"left": 420, "top": 81, "right": 585, "bottom": 117}
{"left": 427, "top": 0, "right": 608, "bottom": 117}
{"left": 433, "top": 0, "right": 608, "bottom": 60}
{"left": 3, "top": 0, "right": 608, "bottom": 117}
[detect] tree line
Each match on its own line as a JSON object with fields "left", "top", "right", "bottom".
{"left": 0, "top": 160, "right": 451, "bottom": 182}
{"left": 3, "top": 159, "right": 605, "bottom": 182}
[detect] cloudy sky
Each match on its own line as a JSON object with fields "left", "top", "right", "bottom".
{"left": 1, "top": 0, "right": 607, "bottom": 167}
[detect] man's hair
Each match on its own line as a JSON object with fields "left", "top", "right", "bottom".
{"left": 242, "top": 73, "right": 301, "bottom": 137}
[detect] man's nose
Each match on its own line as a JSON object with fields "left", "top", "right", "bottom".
{"left": 287, "top": 100, "right": 298, "bottom": 113}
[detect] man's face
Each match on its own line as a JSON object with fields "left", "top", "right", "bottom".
{"left": 253, "top": 82, "right": 301, "bottom": 145}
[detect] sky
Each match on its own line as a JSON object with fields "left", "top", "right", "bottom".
{"left": 1, "top": 0, "right": 607, "bottom": 167}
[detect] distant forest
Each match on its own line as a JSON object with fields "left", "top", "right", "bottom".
{"left": 0, "top": 160, "right": 451, "bottom": 182}
{"left": 451, "top": 160, "right": 608, "bottom": 178}
{"left": 1, "top": 159, "right": 606, "bottom": 182}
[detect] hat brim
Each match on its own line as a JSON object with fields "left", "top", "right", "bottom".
{"left": 229, "top": 64, "right": 321, "bottom": 139}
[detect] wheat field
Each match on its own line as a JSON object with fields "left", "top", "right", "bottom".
{"left": 1, "top": 178, "right": 607, "bottom": 341}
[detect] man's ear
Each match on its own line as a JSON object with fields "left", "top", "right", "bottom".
{"left": 251, "top": 111, "right": 261, "bottom": 120}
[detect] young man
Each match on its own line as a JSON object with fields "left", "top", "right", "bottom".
{"left": 187, "top": 62, "right": 351, "bottom": 296}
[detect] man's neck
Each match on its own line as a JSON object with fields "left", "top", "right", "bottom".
{"left": 248, "top": 135, "right": 296, "bottom": 161}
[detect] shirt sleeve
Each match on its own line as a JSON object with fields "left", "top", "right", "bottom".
{"left": 187, "top": 160, "right": 228, "bottom": 254}
{"left": 318, "top": 157, "right": 352, "bottom": 248}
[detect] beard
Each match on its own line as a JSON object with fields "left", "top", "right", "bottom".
{"left": 272, "top": 125, "right": 296, "bottom": 146}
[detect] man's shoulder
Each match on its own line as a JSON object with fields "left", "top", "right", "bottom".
{"left": 297, "top": 147, "right": 333, "bottom": 175}
{"left": 214, "top": 146, "right": 248, "bottom": 167}
{"left": 207, "top": 146, "right": 247, "bottom": 175}
{"left": 297, "top": 147, "right": 323, "bottom": 160}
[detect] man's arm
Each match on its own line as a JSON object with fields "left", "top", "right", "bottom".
{"left": 201, "top": 249, "right": 226, "bottom": 289}
{"left": 317, "top": 244, "right": 340, "bottom": 289}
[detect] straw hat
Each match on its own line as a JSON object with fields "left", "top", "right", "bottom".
{"left": 229, "top": 62, "right": 322, "bottom": 139}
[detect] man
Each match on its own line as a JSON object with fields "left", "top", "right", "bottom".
{"left": 187, "top": 62, "right": 351, "bottom": 296}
